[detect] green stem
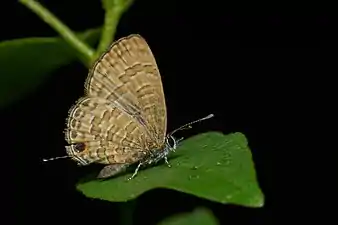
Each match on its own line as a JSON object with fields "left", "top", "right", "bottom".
{"left": 94, "top": 7, "right": 124, "bottom": 61}
{"left": 94, "top": 0, "right": 134, "bottom": 61}
{"left": 19, "top": 0, "right": 95, "bottom": 67}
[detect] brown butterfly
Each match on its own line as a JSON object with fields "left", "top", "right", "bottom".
{"left": 44, "top": 34, "right": 213, "bottom": 180}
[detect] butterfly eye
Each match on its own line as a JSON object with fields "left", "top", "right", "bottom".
{"left": 74, "top": 143, "right": 86, "bottom": 153}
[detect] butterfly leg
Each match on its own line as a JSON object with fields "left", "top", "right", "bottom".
{"left": 128, "top": 162, "right": 142, "bottom": 180}
{"left": 176, "top": 137, "right": 184, "bottom": 150}
{"left": 164, "top": 157, "right": 171, "bottom": 168}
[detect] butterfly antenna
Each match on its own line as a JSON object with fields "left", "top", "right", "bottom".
{"left": 169, "top": 114, "right": 215, "bottom": 136}
{"left": 42, "top": 155, "right": 71, "bottom": 162}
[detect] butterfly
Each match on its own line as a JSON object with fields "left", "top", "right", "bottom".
{"left": 44, "top": 34, "right": 214, "bottom": 180}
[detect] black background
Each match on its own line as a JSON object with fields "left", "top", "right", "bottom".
{"left": 1, "top": 0, "right": 336, "bottom": 224}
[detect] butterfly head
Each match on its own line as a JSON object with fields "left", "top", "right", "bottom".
{"left": 165, "top": 135, "right": 178, "bottom": 151}
{"left": 145, "top": 112, "right": 213, "bottom": 165}
{"left": 154, "top": 113, "right": 215, "bottom": 161}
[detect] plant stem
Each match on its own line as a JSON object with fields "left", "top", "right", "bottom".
{"left": 94, "top": 7, "right": 123, "bottom": 60}
{"left": 19, "top": 0, "right": 95, "bottom": 67}
{"left": 94, "top": 0, "right": 134, "bottom": 61}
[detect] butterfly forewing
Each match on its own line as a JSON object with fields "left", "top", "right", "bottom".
{"left": 85, "top": 35, "right": 167, "bottom": 146}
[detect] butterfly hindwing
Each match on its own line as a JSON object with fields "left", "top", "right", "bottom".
{"left": 65, "top": 96, "right": 150, "bottom": 166}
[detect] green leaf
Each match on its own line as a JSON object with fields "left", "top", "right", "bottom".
{"left": 77, "top": 132, "right": 264, "bottom": 207}
{"left": 157, "top": 207, "right": 219, "bottom": 225}
{"left": 0, "top": 28, "right": 101, "bottom": 108}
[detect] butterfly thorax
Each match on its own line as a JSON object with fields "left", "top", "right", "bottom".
{"left": 141, "top": 135, "right": 178, "bottom": 166}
